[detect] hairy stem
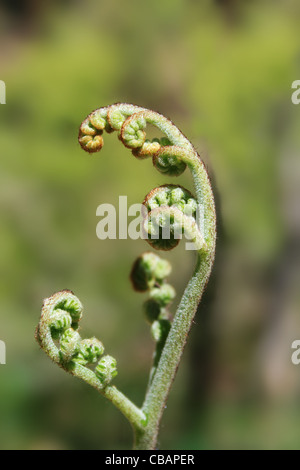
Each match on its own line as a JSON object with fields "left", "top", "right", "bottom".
{"left": 69, "top": 363, "right": 146, "bottom": 430}
{"left": 135, "top": 252, "right": 212, "bottom": 449}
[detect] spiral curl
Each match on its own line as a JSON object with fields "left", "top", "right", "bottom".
{"left": 95, "top": 355, "right": 118, "bottom": 386}
{"left": 153, "top": 146, "right": 187, "bottom": 176}
{"left": 142, "top": 184, "right": 205, "bottom": 251}
{"left": 36, "top": 290, "right": 117, "bottom": 388}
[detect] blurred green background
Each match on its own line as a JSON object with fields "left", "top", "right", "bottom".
{"left": 0, "top": 0, "right": 300, "bottom": 450}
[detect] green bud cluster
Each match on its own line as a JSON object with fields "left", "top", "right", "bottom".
{"left": 72, "top": 338, "right": 104, "bottom": 366}
{"left": 142, "top": 184, "right": 198, "bottom": 251}
{"left": 36, "top": 291, "right": 117, "bottom": 388}
{"left": 130, "top": 253, "right": 175, "bottom": 344}
{"left": 153, "top": 145, "right": 187, "bottom": 176}
{"left": 130, "top": 252, "right": 171, "bottom": 292}
{"left": 95, "top": 355, "right": 118, "bottom": 386}
{"left": 78, "top": 104, "right": 188, "bottom": 179}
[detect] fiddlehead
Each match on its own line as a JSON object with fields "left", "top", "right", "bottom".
{"left": 36, "top": 290, "right": 145, "bottom": 428}
{"left": 36, "top": 289, "right": 116, "bottom": 383}
{"left": 37, "top": 103, "right": 216, "bottom": 450}
{"left": 142, "top": 184, "right": 205, "bottom": 251}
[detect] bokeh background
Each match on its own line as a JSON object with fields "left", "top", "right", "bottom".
{"left": 0, "top": 0, "right": 300, "bottom": 450}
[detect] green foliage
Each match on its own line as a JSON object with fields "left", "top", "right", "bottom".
{"left": 1, "top": 0, "right": 299, "bottom": 451}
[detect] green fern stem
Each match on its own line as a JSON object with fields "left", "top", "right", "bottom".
{"left": 36, "top": 103, "right": 216, "bottom": 450}
{"left": 135, "top": 252, "right": 212, "bottom": 449}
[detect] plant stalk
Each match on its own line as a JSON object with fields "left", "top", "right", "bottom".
{"left": 133, "top": 251, "right": 213, "bottom": 449}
